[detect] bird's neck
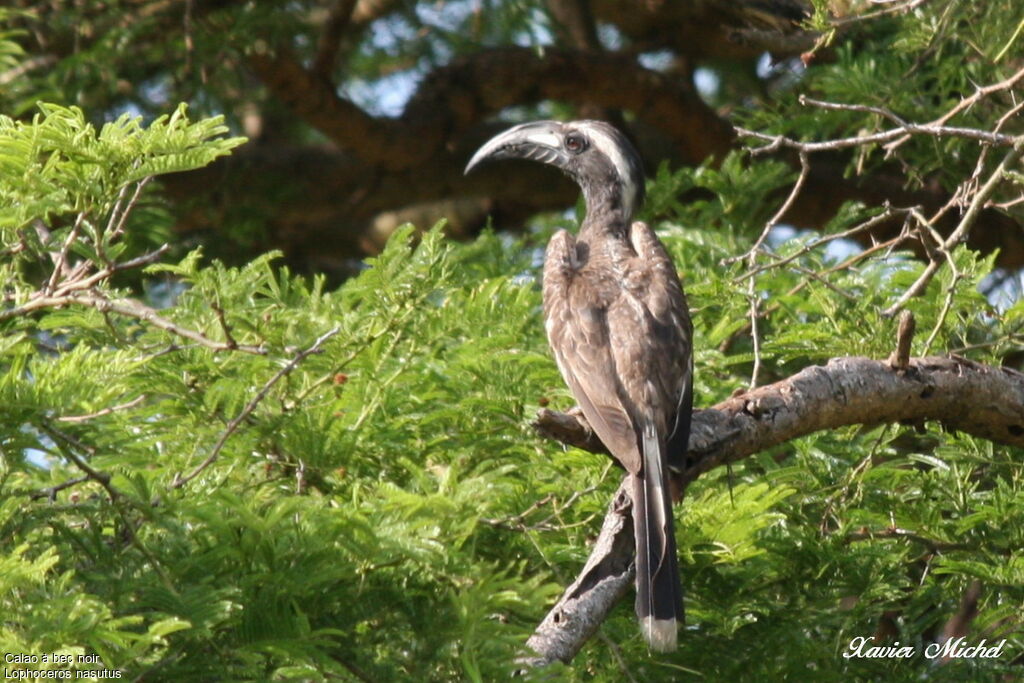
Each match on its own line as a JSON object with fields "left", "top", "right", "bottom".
{"left": 580, "top": 186, "right": 633, "bottom": 238}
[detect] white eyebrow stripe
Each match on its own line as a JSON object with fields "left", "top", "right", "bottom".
{"left": 583, "top": 126, "right": 641, "bottom": 215}
{"left": 586, "top": 128, "right": 632, "bottom": 182}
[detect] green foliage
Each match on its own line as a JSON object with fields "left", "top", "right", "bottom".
{"left": 1, "top": 103, "right": 575, "bottom": 680}
{"left": 2, "top": 100, "right": 1021, "bottom": 681}
{"left": 2, "top": 1, "right": 1024, "bottom": 679}
{"left": 738, "top": 1, "right": 1024, "bottom": 198}
{"left": 0, "top": 103, "right": 244, "bottom": 232}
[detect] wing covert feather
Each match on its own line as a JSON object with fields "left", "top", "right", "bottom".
{"left": 543, "top": 230, "right": 642, "bottom": 473}
{"left": 628, "top": 221, "right": 693, "bottom": 467}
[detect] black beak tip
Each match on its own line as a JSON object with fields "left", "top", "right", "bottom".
{"left": 465, "top": 147, "right": 503, "bottom": 176}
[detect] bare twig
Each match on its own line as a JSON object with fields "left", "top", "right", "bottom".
{"left": 52, "top": 244, "right": 172, "bottom": 297}
{"left": 102, "top": 182, "right": 134, "bottom": 244}
{"left": 746, "top": 276, "right": 764, "bottom": 389}
{"left": 801, "top": 96, "right": 913, "bottom": 128}
{"left": 738, "top": 123, "right": 1016, "bottom": 154}
{"left": 922, "top": 257, "right": 962, "bottom": 354}
{"left": 37, "top": 421, "right": 121, "bottom": 502}
{"left": 0, "top": 291, "right": 266, "bottom": 354}
{"left": 171, "top": 325, "right": 341, "bottom": 489}
{"left": 789, "top": 263, "right": 859, "bottom": 300}
{"left": 737, "top": 96, "right": 1020, "bottom": 154}
{"left": 483, "top": 495, "right": 555, "bottom": 531}
{"left": 739, "top": 70, "right": 1024, "bottom": 164}
{"left": 726, "top": 151, "right": 810, "bottom": 266}
{"left": 820, "top": 233, "right": 911, "bottom": 277}
{"left": 28, "top": 475, "right": 90, "bottom": 502}
{"left": 874, "top": 188, "right": 986, "bottom": 348}
{"left": 44, "top": 211, "right": 89, "bottom": 294}
{"left": 58, "top": 395, "right": 148, "bottom": 423}
{"left": 832, "top": 0, "right": 929, "bottom": 27}
{"left": 885, "top": 64, "right": 1024, "bottom": 151}
{"left": 484, "top": 478, "right": 607, "bottom": 532}
{"left": 109, "top": 178, "right": 152, "bottom": 242}
{"left": 731, "top": 151, "right": 812, "bottom": 390}
{"left": 92, "top": 295, "right": 263, "bottom": 354}
{"left": 7, "top": 242, "right": 171, "bottom": 318}
{"left": 293, "top": 284, "right": 438, "bottom": 404}
{"left": 718, "top": 230, "right": 913, "bottom": 355}
{"left": 212, "top": 299, "right": 238, "bottom": 350}
{"left": 724, "top": 88, "right": 1021, "bottom": 382}
{"left": 883, "top": 137, "right": 1024, "bottom": 317}
{"left": 993, "top": 99, "right": 1024, "bottom": 139}
{"left": 818, "top": 425, "right": 892, "bottom": 534}
{"left": 129, "top": 343, "right": 195, "bottom": 362}
{"left": 735, "top": 205, "right": 908, "bottom": 283}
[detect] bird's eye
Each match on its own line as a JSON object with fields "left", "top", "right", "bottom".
{"left": 564, "top": 133, "right": 587, "bottom": 154}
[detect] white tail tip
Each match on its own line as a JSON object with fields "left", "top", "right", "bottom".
{"left": 642, "top": 617, "right": 678, "bottom": 652}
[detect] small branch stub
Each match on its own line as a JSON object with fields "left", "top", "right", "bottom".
{"left": 889, "top": 310, "right": 916, "bottom": 370}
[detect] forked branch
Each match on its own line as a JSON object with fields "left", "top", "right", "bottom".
{"left": 525, "top": 354, "right": 1024, "bottom": 665}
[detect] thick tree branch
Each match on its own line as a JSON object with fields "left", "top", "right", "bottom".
{"left": 162, "top": 139, "right": 1024, "bottom": 280}
{"left": 547, "top": 0, "right": 603, "bottom": 53}
{"left": 311, "top": 0, "right": 359, "bottom": 80}
{"left": 590, "top": 0, "right": 812, "bottom": 59}
{"left": 526, "top": 354, "right": 1024, "bottom": 665}
{"left": 247, "top": 48, "right": 401, "bottom": 167}
{"left": 519, "top": 479, "right": 635, "bottom": 669}
{"left": 146, "top": 4, "right": 1019, "bottom": 275}
{"left": 248, "top": 46, "right": 733, "bottom": 170}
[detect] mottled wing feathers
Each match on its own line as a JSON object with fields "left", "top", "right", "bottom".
{"left": 628, "top": 221, "right": 693, "bottom": 470}
{"left": 543, "top": 229, "right": 642, "bottom": 473}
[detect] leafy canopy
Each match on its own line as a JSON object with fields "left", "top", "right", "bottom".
{"left": 3, "top": 0, "right": 1024, "bottom": 676}
{"left": 1, "top": 98, "right": 1020, "bottom": 681}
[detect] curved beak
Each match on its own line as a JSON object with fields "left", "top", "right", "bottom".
{"left": 464, "top": 120, "right": 568, "bottom": 175}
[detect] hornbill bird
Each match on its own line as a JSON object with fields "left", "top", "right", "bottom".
{"left": 466, "top": 120, "right": 693, "bottom": 652}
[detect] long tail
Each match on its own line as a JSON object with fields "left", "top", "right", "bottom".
{"left": 633, "top": 420, "right": 684, "bottom": 652}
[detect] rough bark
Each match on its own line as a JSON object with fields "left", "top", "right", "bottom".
{"left": 525, "top": 355, "right": 1024, "bottom": 665}
{"left": 518, "top": 480, "right": 635, "bottom": 670}
{"left": 247, "top": 45, "right": 732, "bottom": 169}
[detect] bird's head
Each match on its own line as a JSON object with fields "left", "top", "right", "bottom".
{"left": 465, "top": 120, "right": 645, "bottom": 222}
